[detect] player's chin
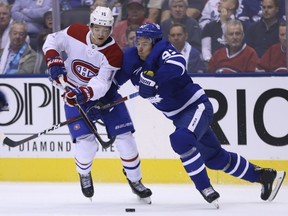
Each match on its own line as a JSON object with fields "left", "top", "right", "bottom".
{"left": 95, "top": 38, "right": 105, "bottom": 44}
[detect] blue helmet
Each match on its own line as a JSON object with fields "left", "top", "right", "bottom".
{"left": 136, "top": 23, "right": 162, "bottom": 44}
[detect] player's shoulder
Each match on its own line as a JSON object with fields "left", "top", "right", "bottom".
{"left": 67, "top": 23, "right": 89, "bottom": 43}
{"left": 98, "top": 37, "right": 123, "bottom": 68}
{"left": 123, "top": 47, "right": 140, "bottom": 67}
{"left": 99, "top": 37, "right": 123, "bottom": 57}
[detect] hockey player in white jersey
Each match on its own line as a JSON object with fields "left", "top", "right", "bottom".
{"left": 115, "top": 23, "right": 286, "bottom": 207}
{"left": 42, "top": 6, "right": 152, "bottom": 202}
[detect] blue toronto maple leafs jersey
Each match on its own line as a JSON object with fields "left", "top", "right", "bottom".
{"left": 115, "top": 40, "right": 208, "bottom": 120}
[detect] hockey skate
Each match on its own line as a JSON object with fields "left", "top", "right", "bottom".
{"left": 123, "top": 169, "right": 152, "bottom": 204}
{"left": 257, "top": 167, "right": 286, "bottom": 201}
{"left": 79, "top": 172, "right": 94, "bottom": 200}
{"left": 200, "top": 186, "right": 220, "bottom": 209}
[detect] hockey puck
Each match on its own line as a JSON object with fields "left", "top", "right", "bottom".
{"left": 125, "top": 208, "right": 135, "bottom": 212}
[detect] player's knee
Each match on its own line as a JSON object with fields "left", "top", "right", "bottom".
{"left": 169, "top": 128, "right": 197, "bottom": 155}
{"left": 75, "top": 133, "right": 98, "bottom": 163}
{"left": 205, "top": 148, "right": 230, "bottom": 170}
{"left": 115, "top": 132, "right": 138, "bottom": 158}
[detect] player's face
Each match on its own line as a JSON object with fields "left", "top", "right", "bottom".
{"left": 225, "top": 24, "right": 244, "bottom": 49}
{"left": 136, "top": 37, "right": 153, "bottom": 61}
{"left": 279, "top": 25, "right": 286, "bottom": 48}
{"left": 90, "top": 24, "right": 111, "bottom": 46}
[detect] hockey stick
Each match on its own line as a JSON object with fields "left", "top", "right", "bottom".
{"left": 75, "top": 103, "right": 115, "bottom": 149}
{"left": 0, "top": 92, "right": 138, "bottom": 148}
{"left": 93, "top": 92, "right": 139, "bottom": 110}
{"left": 0, "top": 115, "right": 82, "bottom": 147}
{"left": 59, "top": 76, "right": 115, "bottom": 149}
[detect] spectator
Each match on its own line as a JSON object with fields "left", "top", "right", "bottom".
{"left": 245, "top": 0, "right": 280, "bottom": 58}
{"left": 198, "top": 0, "right": 220, "bottom": 29}
{"left": 90, "top": 0, "right": 109, "bottom": 13}
{"left": 201, "top": 0, "right": 240, "bottom": 62}
{"left": 257, "top": 21, "right": 287, "bottom": 72}
{"left": 0, "top": 21, "right": 37, "bottom": 74}
{"left": 34, "top": 28, "right": 52, "bottom": 74}
{"left": 208, "top": 19, "right": 258, "bottom": 73}
{"left": 43, "top": 10, "right": 52, "bottom": 31}
{"left": 161, "top": 0, "right": 202, "bottom": 51}
{"left": 29, "top": 9, "right": 52, "bottom": 51}
{"left": 30, "top": 9, "right": 53, "bottom": 73}
{"left": 0, "top": 2, "right": 12, "bottom": 50}
{"left": 238, "top": 0, "right": 285, "bottom": 27}
{"left": 146, "top": 0, "right": 165, "bottom": 23}
{"left": 11, "top": 0, "right": 52, "bottom": 38}
{"left": 113, "top": 0, "right": 151, "bottom": 49}
{"left": 60, "top": 0, "right": 93, "bottom": 11}
{"left": 161, "top": 0, "right": 206, "bottom": 22}
{"left": 123, "top": 24, "right": 139, "bottom": 52}
{"left": 168, "top": 23, "right": 205, "bottom": 74}
{"left": 117, "top": 0, "right": 163, "bottom": 23}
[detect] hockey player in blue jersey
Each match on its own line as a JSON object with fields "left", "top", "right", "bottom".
{"left": 115, "top": 23, "right": 286, "bottom": 206}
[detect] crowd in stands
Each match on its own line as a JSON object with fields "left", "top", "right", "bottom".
{"left": 0, "top": 0, "right": 287, "bottom": 75}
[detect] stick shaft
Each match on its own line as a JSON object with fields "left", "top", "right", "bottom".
{"left": 99, "top": 92, "right": 139, "bottom": 110}
{"left": 58, "top": 76, "right": 115, "bottom": 149}
{"left": 2, "top": 92, "right": 138, "bottom": 148}
{"left": 3, "top": 116, "right": 81, "bottom": 147}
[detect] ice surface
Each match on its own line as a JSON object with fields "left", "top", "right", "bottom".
{"left": 0, "top": 182, "right": 287, "bottom": 216}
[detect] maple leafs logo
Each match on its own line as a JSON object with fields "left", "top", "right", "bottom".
{"left": 147, "top": 94, "right": 162, "bottom": 105}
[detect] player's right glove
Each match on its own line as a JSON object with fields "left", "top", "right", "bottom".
{"left": 47, "top": 56, "right": 67, "bottom": 84}
{"left": 139, "top": 70, "right": 156, "bottom": 98}
{"left": 63, "top": 86, "right": 94, "bottom": 107}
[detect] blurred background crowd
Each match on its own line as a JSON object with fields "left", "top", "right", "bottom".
{"left": 0, "top": 0, "right": 287, "bottom": 75}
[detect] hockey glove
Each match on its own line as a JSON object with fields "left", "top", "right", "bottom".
{"left": 139, "top": 70, "right": 156, "bottom": 98}
{"left": 47, "top": 56, "right": 67, "bottom": 84}
{"left": 85, "top": 102, "right": 102, "bottom": 121}
{"left": 63, "top": 86, "right": 94, "bottom": 106}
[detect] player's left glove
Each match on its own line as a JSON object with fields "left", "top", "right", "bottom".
{"left": 63, "top": 86, "right": 94, "bottom": 106}
{"left": 139, "top": 70, "right": 156, "bottom": 98}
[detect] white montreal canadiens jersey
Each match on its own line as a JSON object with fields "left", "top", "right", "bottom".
{"left": 43, "top": 23, "right": 123, "bottom": 100}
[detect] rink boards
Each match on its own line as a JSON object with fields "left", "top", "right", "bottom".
{"left": 0, "top": 75, "right": 287, "bottom": 184}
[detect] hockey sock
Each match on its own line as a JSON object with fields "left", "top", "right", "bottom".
{"left": 181, "top": 148, "right": 211, "bottom": 191}
{"left": 223, "top": 152, "right": 259, "bottom": 182}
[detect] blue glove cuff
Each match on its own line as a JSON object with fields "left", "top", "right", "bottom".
{"left": 49, "top": 66, "right": 67, "bottom": 80}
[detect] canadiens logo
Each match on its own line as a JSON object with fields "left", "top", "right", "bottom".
{"left": 71, "top": 60, "right": 99, "bottom": 82}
